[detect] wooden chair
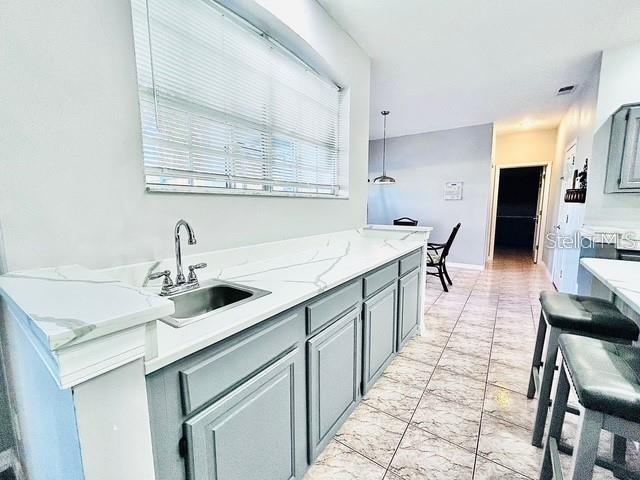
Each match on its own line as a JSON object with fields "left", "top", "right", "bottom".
{"left": 426, "top": 223, "right": 461, "bottom": 292}
{"left": 393, "top": 217, "right": 418, "bottom": 226}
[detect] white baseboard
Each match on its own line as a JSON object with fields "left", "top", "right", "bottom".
{"left": 446, "top": 261, "right": 485, "bottom": 271}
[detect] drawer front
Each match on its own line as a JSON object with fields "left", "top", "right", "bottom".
{"left": 399, "top": 250, "right": 422, "bottom": 277}
{"left": 363, "top": 262, "right": 398, "bottom": 298}
{"left": 179, "top": 309, "right": 304, "bottom": 415}
{"left": 306, "top": 281, "right": 361, "bottom": 335}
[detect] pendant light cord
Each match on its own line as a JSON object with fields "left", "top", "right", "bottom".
{"left": 382, "top": 111, "right": 388, "bottom": 175}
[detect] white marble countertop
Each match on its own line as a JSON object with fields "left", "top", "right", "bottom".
{"left": 579, "top": 224, "right": 640, "bottom": 250}
{"left": 143, "top": 228, "right": 427, "bottom": 372}
{"left": 580, "top": 258, "right": 640, "bottom": 314}
{"left": 0, "top": 227, "right": 429, "bottom": 377}
{"left": 366, "top": 224, "right": 433, "bottom": 233}
{"left": 0, "top": 266, "right": 173, "bottom": 351}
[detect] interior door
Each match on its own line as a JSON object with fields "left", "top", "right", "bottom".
{"left": 552, "top": 145, "right": 576, "bottom": 289}
{"left": 532, "top": 167, "right": 545, "bottom": 263}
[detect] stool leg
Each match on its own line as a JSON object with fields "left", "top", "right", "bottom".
{"left": 569, "top": 409, "right": 603, "bottom": 480}
{"left": 548, "top": 365, "right": 570, "bottom": 440}
{"left": 527, "top": 311, "right": 547, "bottom": 399}
{"left": 539, "top": 365, "right": 570, "bottom": 480}
{"left": 612, "top": 435, "right": 627, "bottom": 479}
{"left": 532, "top": 326, "right": 560, "bottom": 447}
{"left": 540, "top": 440, "right": 553, "bottom": 480}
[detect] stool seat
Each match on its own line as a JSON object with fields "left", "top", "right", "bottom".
{"left": 559, "top": 334, "right": 640, "bottom": 423}
{"left": 540, "top": 291, "right": 639, "bottom": 341}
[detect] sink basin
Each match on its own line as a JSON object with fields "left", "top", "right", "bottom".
{"left": 163, "top": 279, "right": 270, "bottom": 327}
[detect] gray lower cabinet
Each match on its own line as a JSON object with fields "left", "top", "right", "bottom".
{"left": 307, "top": 306, "right": 361, "bottom": 461}
{"left": 184, "top": 347, "right": 306, "bottom": 480}
{"left": 362, "top": 282, "right": 398, "bottom": 393}
{"left": 147, "top": 250, "right": 423, "bottom": 480}
{"left": 397, "top": 269, "right": 420, "bottom": 350}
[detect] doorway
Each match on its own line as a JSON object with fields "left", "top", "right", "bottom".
{"left": 489, "top": 164, "right": 549, "bottom": 263}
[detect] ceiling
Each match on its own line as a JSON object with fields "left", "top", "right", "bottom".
{"left": 317, "top": 0, "right": 640, "bottom": 139}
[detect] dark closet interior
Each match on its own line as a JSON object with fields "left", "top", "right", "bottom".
{"left": 495, "top": 166, "right": 543, "bottom": 250}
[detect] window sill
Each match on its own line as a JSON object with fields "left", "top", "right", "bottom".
{"left": 145, "top": 184, "right": 350, "bottom": 200}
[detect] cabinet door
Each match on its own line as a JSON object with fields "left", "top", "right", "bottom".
{"left": 620, "top": 106, "right": 640, "bottom": 189}
{"left": 307, "top": 307, "right": 361, "bottom": 461}
{"left": 362, "top": 283, "right": 398, "bottom": 393}
{"left": 397, "top": 269, "right": 420, "bottom": 350}
{"left": 184, "top": 348, "right": 306, "bottom": 480}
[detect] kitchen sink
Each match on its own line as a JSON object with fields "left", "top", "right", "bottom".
{"left": 163, "top": 279, "right": 270, "bottom": 327}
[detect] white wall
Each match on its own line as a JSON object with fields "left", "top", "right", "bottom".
{"left": 367, "top": 124, "right": 494, "bottom": 267}
{"left": 0, "top": 0, "right": 371, "bottom": 272}
{"left": 585, "top": 41, "right": 640, "bottom": 227}
{"left": 542, "top": 59, "right": 600, "bottom": 292}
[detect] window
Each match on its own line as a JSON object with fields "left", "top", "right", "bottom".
{"left": 130, "top": 0, "right": 348, "bottom": 198}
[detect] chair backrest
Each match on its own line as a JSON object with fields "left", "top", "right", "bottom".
{"left": 442, "top": 223, "right": 462, "bottom": 258}
{"left": 393, "top": 217, "right": 418, "bottom": 226}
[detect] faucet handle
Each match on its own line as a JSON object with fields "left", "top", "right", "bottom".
{"left": 188, "top": 263, "right": 207, "bottom": 283}
{"left": 148, "top": 270, "right": 174, "bottom": 293}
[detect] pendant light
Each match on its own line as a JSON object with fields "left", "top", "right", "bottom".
{"left": 372, "top": 110, "right": 396, "bottom": 184}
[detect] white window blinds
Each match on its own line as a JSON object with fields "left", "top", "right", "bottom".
{"left": 130, "top": 0, "right": 348, "bottom": 197}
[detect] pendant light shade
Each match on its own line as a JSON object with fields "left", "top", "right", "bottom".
{"left": 372, "top": 110, "right": 396, "bottom": 185}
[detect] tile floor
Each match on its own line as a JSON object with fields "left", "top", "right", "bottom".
{"left": 305, "top": 250, "right": 640, "bottom": 480}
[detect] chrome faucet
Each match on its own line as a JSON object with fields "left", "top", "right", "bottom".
{"left": 175, "top": 219, "right": 196, "bottom": 285}
{"left": 148, "top": 219, "right": 207, "bottom": 296}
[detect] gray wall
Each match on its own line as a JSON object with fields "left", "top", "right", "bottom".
{"left": 367, "top": 124, "right": 494, "bottom": 267}
{"left": 0, "top": 0, "right": 371, "bottom": 272}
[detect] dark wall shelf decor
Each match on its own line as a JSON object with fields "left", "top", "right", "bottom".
{"left": 564, "top": 158, "right": 588, "bottom": 203}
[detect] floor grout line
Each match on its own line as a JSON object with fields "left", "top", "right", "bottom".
{"left": 470, "top": 277, "right": 500, "bottom": 479}
{"left": 382, "top": 273, "right": 474, "bottom": 478}
{"left": 312, "top": 253, "right": 564, "bottom": 480}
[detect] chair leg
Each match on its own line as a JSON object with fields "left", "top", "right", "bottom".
{"left": 438, "top": 267, "right": 448, "bottom": 292}
{"left": 532, "top": 326, "right": 560, "bottom": 447}
{"left": 612, "top": 435, "right": 627, "bottom": 479}
{"left": 442, "top": 263, "right": 453, "bottom": 286}
{"left": 569, "top": 409, "right": 603, "bottom": 480}
{"left": 527, "top": 311, "right": 547, "bottom": 399}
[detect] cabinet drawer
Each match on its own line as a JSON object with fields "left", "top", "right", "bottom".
{"left": 306, "top": 281, "right": 361, "bottom": 335}
{"left": 363, "top": 262, "right": 398, "bottom": 298}
{"left": 179, "top": 309, "right": 304, "bottom": 415}
{"left": 399, "top": 250, "right": 422, "bottom": 277}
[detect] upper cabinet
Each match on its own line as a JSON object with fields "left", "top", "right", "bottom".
{"left": 605, "top": 103, "right": 640, "bottom": 193}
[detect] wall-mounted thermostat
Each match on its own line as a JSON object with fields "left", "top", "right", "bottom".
{"left": 444, "top": 182, "right": 463, "bottom": 200}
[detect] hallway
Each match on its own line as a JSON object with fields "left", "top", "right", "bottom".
{"left": 305, "top": 252, "right": 637, "bottom": 479}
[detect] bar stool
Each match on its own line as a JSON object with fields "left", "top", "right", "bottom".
{"left": 528, "top": 291, "right": 639, "bottom": 447}
{"left": 540, "top": 334, "right": 640, "bottom": 480}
